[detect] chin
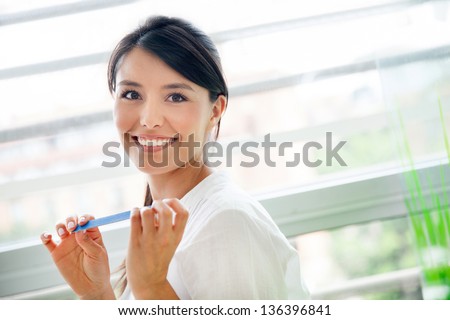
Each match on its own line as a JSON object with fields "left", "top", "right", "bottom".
{"left": 134, "top": 164, "right": 178, "bottom": 176}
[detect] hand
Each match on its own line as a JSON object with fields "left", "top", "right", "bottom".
{"left": 126, "top": 199, "right": 189, "bottom": 299}
{"left": 41, "top": 215, "right": 115, "bottom": 299}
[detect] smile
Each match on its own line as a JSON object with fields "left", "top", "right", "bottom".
{"left": 131, "top": 135, "right": 179, "bottom": 152}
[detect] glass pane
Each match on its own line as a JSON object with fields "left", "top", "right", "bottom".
{"left": 0, "top": 0, "right": 418, "bottom": 69}
{"left": 0, "top": 64, "right": 110, "bottom": 129}
{"left": 0, "top": 123, "right": 116, "bottom": 183}
{"left": 1, "top": 0, "right": 450, "bottom": 250}
{"left": 292, "top": 217, "right": 421, "bottom": 299}
{"left": 0, "top": 173, "right": 145, "bottom": 246}
{"left": 0, "top": 0, "right": 76, "bottom": 14}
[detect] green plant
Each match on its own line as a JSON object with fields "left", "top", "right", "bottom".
{"left": 399, "top": 99, "right": 450, "bottom": 300}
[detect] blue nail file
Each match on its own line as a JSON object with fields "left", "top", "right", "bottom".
{"left": 73, "top": 210, "right": 131, "bottom": 232}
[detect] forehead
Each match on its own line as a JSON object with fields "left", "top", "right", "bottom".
{"left": 115, "top": 47, "right": 196, "bottom": 88}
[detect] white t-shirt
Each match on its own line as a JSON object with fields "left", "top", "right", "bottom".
{"left": 122, "top": 170, "right": 309, "bottom": 299}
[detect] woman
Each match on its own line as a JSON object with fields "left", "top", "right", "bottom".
{"left": 41, "top": 16, "right": 309, "bottom": 300}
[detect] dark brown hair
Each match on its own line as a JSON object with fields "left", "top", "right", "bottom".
{"left": 108, "top": 15, "right": 228, "bottom": 297}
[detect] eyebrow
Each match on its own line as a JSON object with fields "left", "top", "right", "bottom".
{"left": 162, "top": 83, "right": 195, "bottom": 92}
{"left": 117, "top": 80, "right": 195, "bottom": 92}
{"left": 117, "top": 80, "right": 142, "bottom": 87}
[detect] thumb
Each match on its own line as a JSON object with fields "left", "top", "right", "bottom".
{"left": 75, "top": 231, "right": 103, "bottom": 256}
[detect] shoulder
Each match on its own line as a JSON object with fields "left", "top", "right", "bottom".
{"left": 182, "top": 170, "right": 269, "bottom": 221}
{"left": 179, "top": 170, "right": 292, "bottom": 250}
{"left": 181, "top": 176, "right": 292, "bottom": 251}
{"left": 184, "top": 173, "right": 276, "bottom": 232}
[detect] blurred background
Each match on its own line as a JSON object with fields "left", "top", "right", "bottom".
{"left": 1, "top": 0, "right": 449, "bottom": 299}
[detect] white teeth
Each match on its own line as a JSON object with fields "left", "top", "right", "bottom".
{"left": 137, "top": 137, "right": 173, "bottom": 147}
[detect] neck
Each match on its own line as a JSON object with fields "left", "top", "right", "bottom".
{"left": 146, "top": 164, "right": 212, "bottom": 201}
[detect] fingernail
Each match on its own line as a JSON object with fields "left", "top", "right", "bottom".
{"left": 79, "top": 216, "right": 86, "bottom": 223}
{"left": 42, "top": 232, "right": 50, "bottom": 239}
{"left": 58, "top": 228, "right": 65, "bottom": 236}
{"left": 68, "top": 221, "right": 75, "bottom": 230}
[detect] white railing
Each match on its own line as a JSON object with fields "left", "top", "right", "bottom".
{"left": 311, "top": 268, "right": 421, "bottom": 299}
{"left": 3, "top": 268, "right": 421, "bottom": 300}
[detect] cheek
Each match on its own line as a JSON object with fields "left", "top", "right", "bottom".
{"left": 174, "top": 105, "right": 211, "bottom": 137}
{"left": 114, "top": 105, "right": 135, "bottom": 133}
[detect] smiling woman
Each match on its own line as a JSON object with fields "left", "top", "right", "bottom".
{"left": 40, "top": 15, "right": 310, "bottom": 300}
{"left": 113, "top": 47, "right": 220, "bottom": 174}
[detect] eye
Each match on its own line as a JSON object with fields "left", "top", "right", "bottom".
{"left": 167, "top": 93, "right": 187, "bottom": 103}
{"left": 121, "top": 90, "right": 141, "bottom": 100}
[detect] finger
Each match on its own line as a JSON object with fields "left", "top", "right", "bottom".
{"left": 80, "top": 215, "right": 107, "bottom": 247}
{"left": 140, "top": 206, "right": 156, "bottom": 235}
{"left": 78, "top": 215, "right": 103, "bottom": 242}
{"left": 77, "top": 214, "right": 100, "bottom": 234}
{"left": 163, "top": 198, "right": 189, "bottom": 232}
{"left": 129, "top": 207, "right": 142, "bottom": 243}
{"left": 75, "top": 231, "right": 104, "bottom": 256}
{"left": 152, "top": 200, "right": 173, "bottom": 233}
{"left": 65, "top": 215, "right": 78, "bottom": 233}
{"left": 40, "top": 232, "right": 57, "bottom": 253}
{"left": 55, "top": 222, "right": 70, "bottom": 239}
{"left": 78, "top": 214, "right": 95, "bottom": 226}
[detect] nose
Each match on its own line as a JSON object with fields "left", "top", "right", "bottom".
{"left": 140, "top": 100, "right": 164, "bottom": 128}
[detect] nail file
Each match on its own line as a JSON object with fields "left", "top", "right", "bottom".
{"left": 73, "top": 210, "right": 131, "bottom": 232}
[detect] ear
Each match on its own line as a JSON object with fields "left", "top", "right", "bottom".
{"left": 208, "top": 94, "right": 227, "bottom": 130}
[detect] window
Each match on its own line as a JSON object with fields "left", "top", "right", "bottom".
{"left": 1, "top": 0, "right": 449, "bottom": 299}
{"left": 294, "top": 217, "right": 421, "bottom": 299}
